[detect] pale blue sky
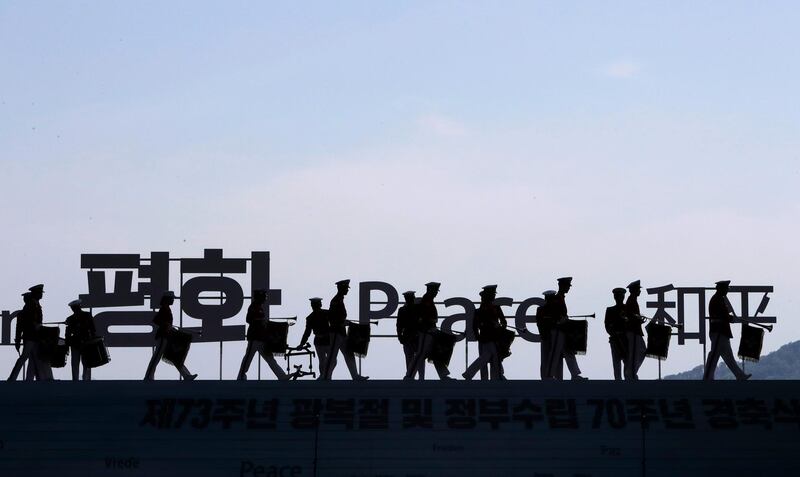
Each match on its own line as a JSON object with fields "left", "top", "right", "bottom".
{"left": 1, "top": 2, "right": 798, "bottom": 379}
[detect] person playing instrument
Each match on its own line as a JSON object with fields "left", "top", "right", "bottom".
{"left": 463, "top": 285, "right": 507, "bottom": 380}
{"left": 397, "top": 291, "right": 419, "bottom": 376}
{"left": 144, "top": 291, "right": 198, "bottom": 381}
{"left": 703, "top": 280, "right": 751, "bottom": 381}
{"left": 323, "top": 280, "right": 368, "bottom": 380}
{"left": 604, "top": 288, "right": 628, "bottom": 381}
{"left": 64, "top": 298, "right": 96, "bottom": 381}
{"left": 296, "top": 297, "right": 330, "bottom": 379}
{"left": 624, "top": 280, "right": 646, "bottom": 380}
{"left": 237, "top": 289, "right": 288, "bottom": 380}
{"left": 548, "top": 277, "right": 587, "bottom": 380}
{"left": 8, "top": 286, "right": 48, "bottom": 381}
{"left": 404, "top": 282, "right": 454, "bottom": 381}
{"left": 536, "top": 290, "right": 558, "bottom": 380}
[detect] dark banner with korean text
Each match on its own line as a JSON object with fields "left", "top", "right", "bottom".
{"left": 0, "top": 381, "right": 798, "bottom": 476}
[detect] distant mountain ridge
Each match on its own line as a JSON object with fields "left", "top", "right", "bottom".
{"left": 666, "top": 340, "right": 800, "bottom": 380}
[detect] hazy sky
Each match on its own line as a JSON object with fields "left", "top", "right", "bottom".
{"left": 1, "top": 2, "right": 798, "bottom": 380}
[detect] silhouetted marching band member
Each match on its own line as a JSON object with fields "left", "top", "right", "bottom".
{"left": 144, "top": 291, "right": 197, "bottom": 381}
{"left": 396, "top": 291, "right": 419, "bottom": 376}
{"left": 624, "top": 280, "right": 646, "bottom": 380}
{"left": 463, "top": 285, "right": 506, "bottom": 380}
{"left": 703, "top": 280, "right": 751, "bottom": 381}
{"left": 536, "top": 290, "right": 557, "bottom": 379}
{"left": 605, "top": 288, "right": 628, "bottom": 381}
{"left": 237, "top": 289, "right": 287, "bottom": 380}
{"left": 8, "top": 286, "right": 46, "bottom": 381}
{"left": 65, "top": 299, "right": 96, "bottom": 381}
{"left": 323, "top": 280, "right": 368, "bottom": 380}
{"left": 404, "top": 282, "right": 454, "bottom": 381}
{"left": 296, "top": 297, "right": 330, "bottom": 379}
{"left": 548, "top": 277, "right": 587, "bottom": 380}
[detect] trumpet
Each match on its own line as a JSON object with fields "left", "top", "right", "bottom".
{"left": 638, "top": 314, "right": 683, "bottom": 329}
{"left": 568, "top": 313, "right": 595, "bottom": 319}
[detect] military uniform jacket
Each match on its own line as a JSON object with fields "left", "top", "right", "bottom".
{"left": 535, "top": 303, "right": 555, "bottom": 340}
{"left": 396, "top": 303, "right": 419, "bottom": 345}
{"left": 473, "top": 303, "right": 507, "bottom": 343}
{"left": 15, "top": 301, "right": 42, "bottom": 342}
{"left": 604, "top": 305, "right": 626, "bottom": 337}
{"left": 65, "top": 310, "right": 96, "bottom": 347}
{"left": 245, "top": 302, "right": 268, "bottom": 341}
{"left": 708, "top": 293, "right": 734, "bottom": 338}
{"left": 417, "top": 294, "right": 438, "bottom": 333}
{"left": 152, "top": 306, "right": 174, "bottom": 340}
{"left": 328, "top": 294, "right": 347, "bottom": 335}
{"left": 624, "top": 298, "right": 643, "bottom": 336}
{"left": 300, "top": 309, "right": 331, "bottom": 346}
{"left": 553, "top": 294, "right": 570, "bottom": 330}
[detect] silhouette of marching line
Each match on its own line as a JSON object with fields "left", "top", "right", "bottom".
{"left": 5, "top": 277, "right": 772, "bottom": 381}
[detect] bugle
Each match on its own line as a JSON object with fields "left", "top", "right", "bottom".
{"left": 568, "top": 313, "right": 595, "bottom": 319}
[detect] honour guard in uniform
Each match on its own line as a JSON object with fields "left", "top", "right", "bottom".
{"left": 296, "top": 297, "right": 330, "bottom": 379}
{"left": 64, "top": 299, "right": 97, "bottom": 381}
{"left": 144, "top": 291, "right": 197, "bottom": 381}
{"left": 396, "top": 291, "right": 419, "bottom": 376}
{"left": 237, "top": 289, "right": 288, "bottom": 380}
{"left": 536, "top": 290, "right": 558, "bottom": 379}
{"left": 624, "top": 280, "right": 646, "bottom": 380}
{"left": 323, "top": 280, "right": 368, "bottom": 380}
{"left": 548, "top": 277, "right": 587, "bottom": 380}
{"left": 8, "top": 286, "right": 48, "bottom": 381}
{"left": 404, "top": 282, "right": 454, "bottom": 380}
{"left": 703, "top": 280, "right": 751, "bottom": 381}
{"left": 463, "top": 285, "right": 507, "bottom": 380}
{"left": 604, "top": 288, "right": 628, "bottom": 381}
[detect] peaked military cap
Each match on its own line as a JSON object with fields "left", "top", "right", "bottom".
{"left": 402, "top": 291, "right": 416, "bottom": 298}
{"left": 557, "top": 277, "right": 572, "bottom": 284}
{"left": 425, "top": 282, "right": 441, "bottom": 289}
{"left": 21, "top": 291, "right": 31, "bottom": 297}
{"left": 481, "top": 285, "right": 498, "bottom": 293}
{"left": 68, "top": 299, "right": 82, "bottom": 307}
{"left": 613, "top": 287, "right": 626, "bottom": 295}
{"left": 627, "top": 280, "right": 641, "bottom": 289}
{"left": 28, "top": 284, "right": 44, "bottom": 292}
{"left": 543, "top": 290, "right": 557, "bottom": 296}
{"left": 336, "top": 279, "right": 351, "bottom": 287}
{"left": 715, "top": 280, "right": 731, "bottom": 288}
{"left": 309, "top": 297, "right": 323, "bottom": 304}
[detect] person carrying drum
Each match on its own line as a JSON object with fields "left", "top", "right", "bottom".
{"left": 296, "top": 297, "right": 330, "bottom": 379}
{"left": 624, "top": 280, "right": 647, "bottom": 380}
{"left": 604, "top": 288, "right": 628, "bottom": 381}
{"left": 64, "top": 298, "right": 97, "bottom": 381}
{"left": 703, "top": 280, "right": 751, "bottom": 381}
{"left": 396, "top": 291, "right": 419, "bottom": 376}
{"left": 548, "top": 277, "right": 587, "bottom": 381}
{"left": 144, "top": 291, "right": 197, "bottom": 381}
{"left": 8, "top": 285, "right": 49, "bottom": 381}
{"left": 463, "top": 285, "right": 506, "bottom": 381}
{"left": 536, "top": 290, "right": 558, "bottom": 380}
{"left": 237, "top": 289, "right": 288, "bottom": 380}
{"left": 404, "top": 282, "right": 454, "bottom": 381}
{"left": 323, "top": 280, "right": 368, "bottom": 380}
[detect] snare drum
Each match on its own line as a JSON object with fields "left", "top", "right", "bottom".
{"left": 50, "top": 338, "right": 69, "bottom": 368}
{"left": 262, "top": 321, "right": 289, "bottom": 355}
{"left": 346, "top": 323, "right": 371, "bottom": 357}
{"left": 81, "top": 337, "right": 111, "bottom": 368}
{"left": 496, "top": 328, "right": 516, "bottom": 359}
{"left": 563, "top": 319, "right": 588, "bottom": 355}
{"left": 162, "top": 328, "right": 192, "bottom": 367}
{"left": 737, "top": 324, "right": 764, "bottom": 363}
{"left": 427, "top": 330, "right": 457, "bottom": 367}
{"left": 645, "top": 321, "right": 671, "bottom": 361}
